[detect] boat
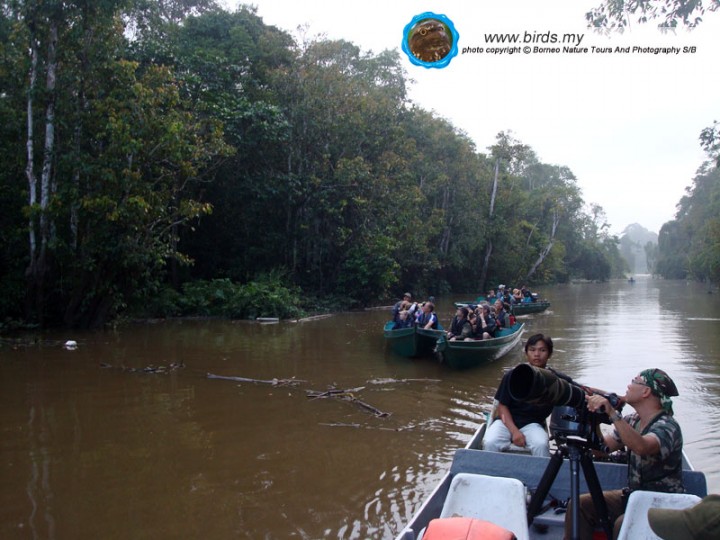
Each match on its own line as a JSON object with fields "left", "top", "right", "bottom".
{"left": 383, "top": 321, "right": 445, "bottom": 358}
{"left": 454, "top": 297, "right": 551, "bottom": 316}
{"left": 434, "top": 323, "right": 525, "bottom": 369}
{"left": 395, "top": 421, "right": 707, "bottom": 540}
{"left": 511, "top": 300, "right": 551, "bottom": 316}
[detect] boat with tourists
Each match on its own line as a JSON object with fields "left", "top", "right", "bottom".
{"left": 454, "top": 297, "right": 551, "bottom": 316}
{"left": 395, "top": 420, "right": 707, "bottom": 540}
{"left": 383, "top": 321, "right": 445, "bottom": 358}
{"left": 434, "top": 322, "right": 525, "bottom": 369}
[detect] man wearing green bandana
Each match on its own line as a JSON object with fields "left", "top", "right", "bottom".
{"left": 564, "top": 368, "right": 683, "bottom": 540}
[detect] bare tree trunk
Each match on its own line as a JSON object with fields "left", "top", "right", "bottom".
{"left": 525, "top": 208, "right": 560, "bottom": 281}
{"left": 439, "top": 183, "right": 452, "bottom": 256}
{"left": 38, "top": 20, "right": 58, "bottom": 277}
{"left": 489, "top": 158, "right": 499, "bottom": 217}
{"left": 478, "top": 159, "right": 500, "bottom": 289}
{"left": 25, "top": 35, "right": 39, "bottom": 278}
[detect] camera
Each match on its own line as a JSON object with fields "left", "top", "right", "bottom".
{"left": 507, "top": 364, "right": 623, "bottom": 446}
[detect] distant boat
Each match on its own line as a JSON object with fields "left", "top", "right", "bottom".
{"left": 383, "top": 322, "right": 445, "bottom": 358}
{"left": 628, "top": 276, "right": 636, "bottom": 283}
{"left": 434, "top": 323, "right": 525, "bottom": 369}
{"left": 455, "top": 297, "right": 551, "bottom": 316}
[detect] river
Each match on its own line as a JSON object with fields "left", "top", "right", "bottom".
{"left": 1, "top": 277, "right": 719, "bottom": 539}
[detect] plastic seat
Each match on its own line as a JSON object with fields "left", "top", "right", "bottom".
{"left": 440, "top": 473, "right": 530, "bottom": 540}
{"left": 616, "top": 490, "right": 702, "bottom": 540}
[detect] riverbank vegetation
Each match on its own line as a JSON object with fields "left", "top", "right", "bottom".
{"left": 1, "top": 0, "right": 682, "bottom": 330}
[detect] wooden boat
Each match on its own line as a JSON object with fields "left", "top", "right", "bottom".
{"left": 383, "top": 321, "right": 445, "bottom": 358}
{"left": 395, "top": 422, "right": 707, "bottom": 540}
{"left": 435, "top": 323, "right": 525, "bottom": 369}
{"left": 454, "top": 297, "right": 551, "bottom": 316}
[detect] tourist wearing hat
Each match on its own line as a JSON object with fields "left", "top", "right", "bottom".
{"left": 564, "top": 368, "right": 683, "bottom": 540}
{"left": 648, "top": 493, "right": 720, "bottom": 540}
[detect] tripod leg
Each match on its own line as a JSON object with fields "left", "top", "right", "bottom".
{"left": 527, "top": 448, "right": 565, "bottom": 524}
{"left": 568, "top": 446, "right": 582, "bottom": 540}
{"left": 580, "top": 453, "right": 613, "bottom": 540}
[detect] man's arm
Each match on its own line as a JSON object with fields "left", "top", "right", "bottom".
{"left": 587, "top": 394, "right": 660, "bottom": 456}
{"left": 496, "top": 403, "right": 527, "bottom": 447}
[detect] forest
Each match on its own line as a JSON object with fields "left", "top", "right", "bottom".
{"left": 0, "top": 0, "right": 715, "bottom": 329}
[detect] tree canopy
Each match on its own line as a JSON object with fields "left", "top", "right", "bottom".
{"left": 0, "top": 1, "right": 629, "bottom": 327}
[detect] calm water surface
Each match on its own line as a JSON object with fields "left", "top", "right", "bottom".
{"left": 2, "top": 278, "right": 719, "bottom": 539}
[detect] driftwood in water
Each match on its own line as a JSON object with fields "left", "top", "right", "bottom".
{"left": 206, "top": 372, "right": 305, "bottom": 387}
{"left": 366, "top": 378, "right": 441, "bottom": 385}
{"left": 100, "top": 362, "right": 185, "bottom": 374}
{"left": 306, "top": 388, "right": 391, "bottom": 418}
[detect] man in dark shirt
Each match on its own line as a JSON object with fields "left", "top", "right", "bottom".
{"left": 483, "top": 333, "right": 559, "bottom": 457}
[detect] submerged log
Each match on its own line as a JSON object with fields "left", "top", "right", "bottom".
{"left": 306, "top": 387, "right": 391, "bottom": 418}
{"left": 206, "top": 372, "right": 305, "bottom": 386}
{"left": 366, "top": 378, "right": 441, "bottom": 385}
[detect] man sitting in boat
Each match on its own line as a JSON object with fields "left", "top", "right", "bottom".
{"left": 391, "top": 292, "right": 413, "bottom": 323}
{"left": 494, "top": 300, "right": 511, "bottom": 330}
{"left": 483, "top": 334, "right": 567, "bottom": 457}
{"left": 416, "top": 302, "right": 439, "bottom": 330}
{"left": 391, "top": 304, "right": 414, "bottom": 329}
{"left": 447, "top": 307, "right": 473, "bottom": 341}
{"left": 473, "top": 304, "right": 497, "bottom": 339}
{"left": 565, "top": 368, "right": 683, "bottom": 539}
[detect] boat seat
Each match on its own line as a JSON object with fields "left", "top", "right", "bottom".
{"left": 439, "top": 473, "right": 530, "bottom": 540}
{"left": 616, "top": 490, "right": 702, "bottom": 540}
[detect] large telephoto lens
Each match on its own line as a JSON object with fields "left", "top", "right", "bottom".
{"left": 508, "top": 364, "right": 586, "bottom": 408}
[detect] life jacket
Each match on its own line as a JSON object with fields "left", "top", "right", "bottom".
{"left": 423, "top": 517, "right": 516, "bottom": 540}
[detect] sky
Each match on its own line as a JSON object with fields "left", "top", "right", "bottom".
{"left": 223, "top": 1, "right": 720, "bottom": 235}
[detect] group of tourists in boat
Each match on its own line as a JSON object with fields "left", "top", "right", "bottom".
{"left": 391, "top": 284, "right": 537, "bottom": 340}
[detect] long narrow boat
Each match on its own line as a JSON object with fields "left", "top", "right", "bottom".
{"left": 454, "top": 297, "right": 551, "bottom": 316}
{"left": 435, "top": 323, "right": 525, "bottom": 369}
{"left": 511, "top": 300, "right": 551, "bottom": 316}
{"left": 383, "top": 321, "right": 445, "bottom": 358}
{"left": 395, "top": 423, "right": 707, "bottom": 540}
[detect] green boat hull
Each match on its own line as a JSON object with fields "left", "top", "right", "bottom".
{"left": 383, "top": 321, "right": 444, "bottom": 358}
{"left": 435, "top": 323, "right": 525, "bottom": 369}
{"left": 511, "top": 301, "right": 550, "bottom": 315}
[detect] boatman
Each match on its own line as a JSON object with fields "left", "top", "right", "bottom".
{"left": 484, "top": 334, "right": 567, "bottom": 457}
{"left": 564, "top": 368, "right": 684, "bottom": 540}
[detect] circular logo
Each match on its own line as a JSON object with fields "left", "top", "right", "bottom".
{"left": 402, "top": 12, "right": 459, "bottom": 68}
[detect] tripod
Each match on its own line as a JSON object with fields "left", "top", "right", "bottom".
{"left": 526, "top": 436, "right": 613, "bottom": 540}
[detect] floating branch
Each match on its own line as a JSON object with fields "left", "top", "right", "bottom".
{"left": 366, "top": 378, "right": 441, "bottom": 385}
{"left": 206, "top": 372, "right": 305, "bottom": 387}
{"left": 306, "top": 387, "right": 391, "bottom": 418}
{"left": 100, "top": 362, "right": 185, "bottom": 374}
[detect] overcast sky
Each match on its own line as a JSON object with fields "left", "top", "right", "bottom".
{"left": 224, "top": 1, "right": 720, "bottom": 235}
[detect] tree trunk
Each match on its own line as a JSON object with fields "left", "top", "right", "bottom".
{"left": 38, "top": 20, "right": 58, "bottom": 273}
{"left": 525, "top": 208, "right": 560, "bottom": 281}
{"left": 25, "top": 35, "right": 39, "bottom": 280}
{"left": 478, "top": 159, "right": 500, "bottom": 289}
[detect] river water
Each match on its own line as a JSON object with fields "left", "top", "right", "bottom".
{"left": 1, "top": 277, "right": 719, "bottom": 539}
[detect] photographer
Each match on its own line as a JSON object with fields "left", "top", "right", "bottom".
{"left": 484, "top": 334, "right": 570, "bottom": 457}
{"left": 564, "top": 368, "right": 683, "bottom": 540}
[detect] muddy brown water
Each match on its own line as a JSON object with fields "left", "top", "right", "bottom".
{"left": 2, "top": 278, "right": 719, "bottom": 539}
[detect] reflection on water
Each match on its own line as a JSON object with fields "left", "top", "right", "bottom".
{"left": 1, "top": 278, "right": 719, "bottom": 539}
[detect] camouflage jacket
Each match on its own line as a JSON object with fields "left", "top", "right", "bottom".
{"left": 612, "top": 410, "right": 684, "bottom": 493}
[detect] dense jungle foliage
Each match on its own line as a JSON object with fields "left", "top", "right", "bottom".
{"left": 3, "top": 0, "right": 712, "bottom": 328}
